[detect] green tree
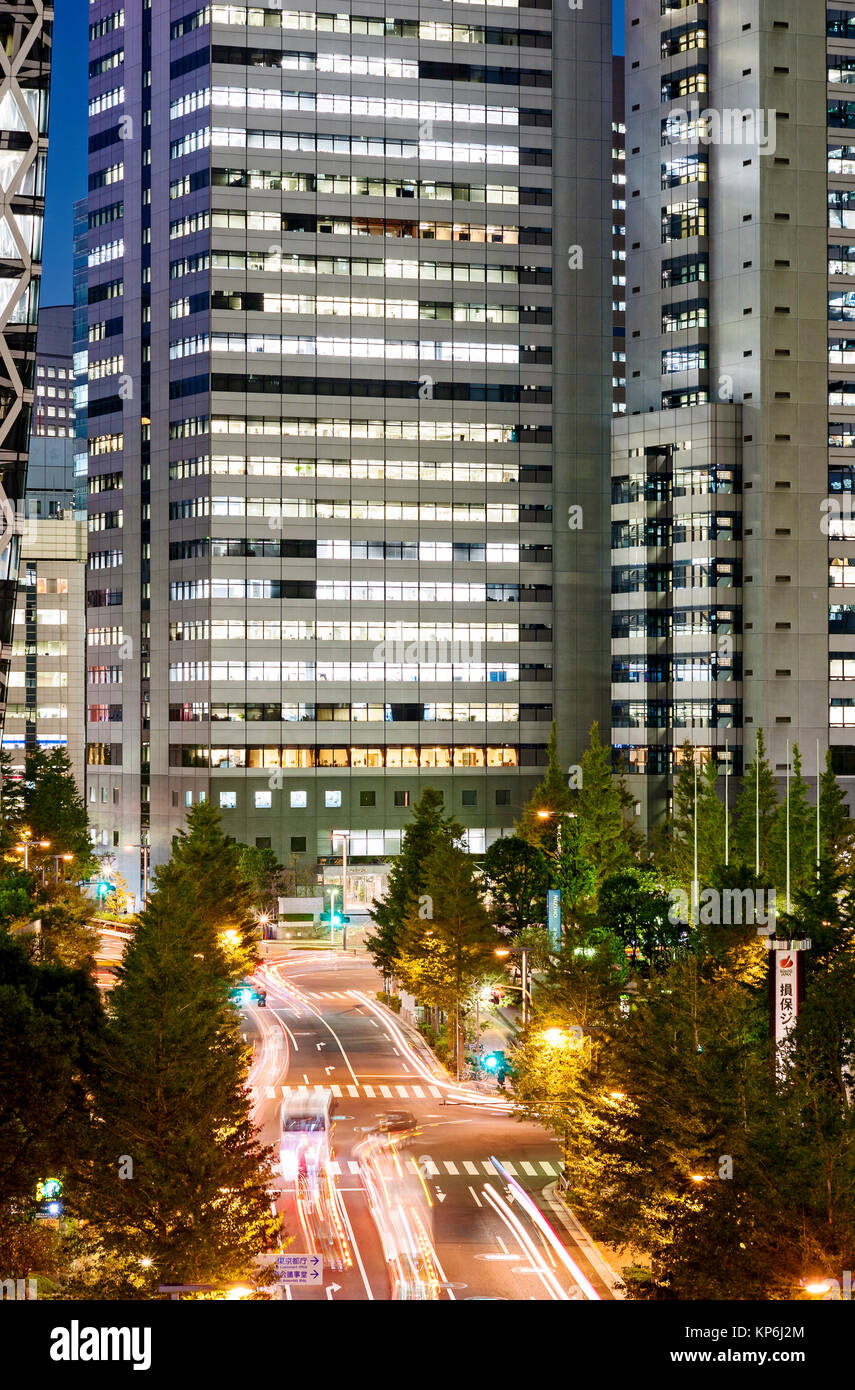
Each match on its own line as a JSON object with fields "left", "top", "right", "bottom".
{"left": 518, "top": 720, "right": 571, "bottom": 849}
{"left": 395, "top": 837, "right": 498, "bottom": 1075}
{"left": 732, "top": 728, "right": 779, "bottom": 877}
{"left": 22, "top": 748, "right": 93, "bottom": 870}
{"left": 481, "top": 834, "right": 549, "bottom": 938}
{"left": 766, "top": 744, "right": 816, "bottom": 898}
{"left": 575, "top": 721, "right": 638, "bottom": 887}
{"left": 657, "top": 746, "right": 726, "bottom": 898}
{"left": 366, "top": 787, "right": 462, "bottom": 983}
{"left": 819, "top": 748, "right": 854, "bottom": 867}
{"left": 155, "top": 799, "right": 258, "bottom": 979}
{"left": 551, "top": 813, "right": 597, "bottom": 919}
{"left": 237, "top": 843, "right": 290, "bottom": 918}
{"left": 0, "top": 929, "right": 103, "bottom": 1247}
{"left": 597, "top": 869, "right": 680, "bottom": 968}
{"left": 35, "top": 888, "right": 100, "bottom": 971}
{"left": 0, "top": 751, "right": 25, "bottom": 852}
{"left": 78, "top": 876, "right": 277, "bottom": 1291}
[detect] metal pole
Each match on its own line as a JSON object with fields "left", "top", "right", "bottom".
{"left": 755, "top": 734, "right": 760, "bottom": 879}
{"left": 786, "top": 739, "right": 791, "bottom": 914}
{"left": 521, "top": 947, "right": 528, "bottom": 1027}
{"left": 816, "top": 737, "right": 821, "bottom": 874}
{"left": 728, "top": 745, "right": 734, "bottom": 861}
{"left": 692, "top": 758, "right": 698, "bottom": 924}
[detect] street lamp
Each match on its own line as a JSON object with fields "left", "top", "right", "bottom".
{"left": 331, "top": 829, "right": 351, "bottom": 951}
{"left": 51, "top": 852, "right": 73, "bottom": 884}
{"left": 122, "top": 841, "right": 150, "bottom": 906}
{"left": 494, "top": 945, "right": 532, "bottom": 1026}
{"left": 13, "top": 830, "right": 50, "bottom": 873}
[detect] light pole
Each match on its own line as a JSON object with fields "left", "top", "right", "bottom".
{"left": 51, "top": 852, "right": 73, "bottom": 884}
{"left": 123, "top": 842, "right": 150, "bottom": 908}
{"left": 495, "top": 946, "right": 532, "bottom": 1026}
{"left": 331, "top": 829, "right": 351, "bottom": 950}
{"left": 14, "top": 830, "right": 50, "bottom": 874}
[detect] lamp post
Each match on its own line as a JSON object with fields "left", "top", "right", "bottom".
{"left": 122, "top": 841, "right": 150, "bottom": 908}
{"left": 14, "top": 830, "right": 50, "bottom": 874}
{"left": 331, "top": 829, "right": 351, "bottom": 951}
{"left": 51, "top": 852, "right": 73, "bottom": 884}
{"left": 495, "top": 945, "right": 531, "bottom": 1026}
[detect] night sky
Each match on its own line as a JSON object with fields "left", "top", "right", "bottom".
{"left": 40, "top": 0, "right": 626, "bottom": 306}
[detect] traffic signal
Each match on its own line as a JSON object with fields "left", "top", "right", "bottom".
{"left": 94, "top": 880, "right": 112, "bottom": 900}
{"left": 482, "top": 1050, "right": 506, "bottom": 1073}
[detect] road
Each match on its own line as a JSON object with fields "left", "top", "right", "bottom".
{"left": 244, "top": 948, "right": 620, "bottom": 1302}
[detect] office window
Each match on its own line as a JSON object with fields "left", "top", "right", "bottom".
{"left": 220, "top": 790, "right": 237, "bottom": 809}
{"left": 290, "top": 790, "right": 307, "bottom": 808}
{"left": 360, "top": 790, "right": 376, "bottom": 806}
{"left": 255, "top": 789, "right": 273, "bottom": 808}
{"left": 255, "top": 837, "right": 271, "bottom": 849}
{"left": 291, "top": 835, "right": 306, "bottom": 852}
{"left": 394, "top": 790, "right": 410, "bottom": 807}
{"left": 325, "top": 789, "right": 342, "bottom": 808}
{"left": 462, "top": 790, "right": 478, "bottom": 806}
{"left": 185, "top": 790, "right": 193, "bottom": 807}
{"left": 495, "top": 789, "right": 511, "bottom": 805}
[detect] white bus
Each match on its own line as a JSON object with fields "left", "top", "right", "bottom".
{"left": 280, "top": 1088, "right": 335, "bottom": 1180}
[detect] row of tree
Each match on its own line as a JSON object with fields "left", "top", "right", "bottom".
{"left": 0, "top": 794, "right": 277, "bottom": 1297}
{"left": 369, "top": 724, "right": 855, "bottom": 1296}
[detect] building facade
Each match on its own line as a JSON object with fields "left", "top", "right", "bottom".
{"left": 0, "top": 0, "right": 52, "bottom": 736}
{"left": 85, "top": 0, "right": 614, "bottom": 902}
{"left": 3, "top": 305, "right": 87, "bottom": 790}
{"left": 613, "top": 0, "right": 840, "bottom": 828}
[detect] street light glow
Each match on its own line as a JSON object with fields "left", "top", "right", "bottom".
{"left": 542, "top": 1028, "right": 568, "bottom": 1047}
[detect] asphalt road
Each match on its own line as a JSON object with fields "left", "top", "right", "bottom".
{"left": 243, "top": 948, "right": 619, "bottom": 1302}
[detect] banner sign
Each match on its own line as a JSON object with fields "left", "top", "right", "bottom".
{"left": 547, "top": 889, "right": 562, "bottom": 950}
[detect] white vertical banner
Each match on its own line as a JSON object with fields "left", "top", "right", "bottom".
{"left": 773, "top": 949, "right": 798, "bottom": 1049}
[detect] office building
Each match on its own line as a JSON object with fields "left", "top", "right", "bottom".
{"left": 613, "top": 0, "right": 842, "bottom": 828}
{"left": 0, "top": 0, "right": 53, "bottom": 738}
{"left": 85, "top": 0, "right": 614, "bottom": 901}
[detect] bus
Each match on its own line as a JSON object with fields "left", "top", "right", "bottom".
{"left": 280, "top": 1088, "right": 335, "bottom": 1180}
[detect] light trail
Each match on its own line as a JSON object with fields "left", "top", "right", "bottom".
{"left": 489, "top": 1158, "right": 601, "bottom": 1301}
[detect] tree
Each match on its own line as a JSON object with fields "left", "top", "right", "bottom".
{"left": 819, "top": 748, "right": 855, "bottom": 868}
{"left": 237, "top": 843, "right": 291, "bottom": 918}
{"left": 481, "top": 834, "right": 549, "bottom": 938}
{"left": 766, "top": 744, "right": 816, "bottom": 899}
{"left": 551, "top": 813, "right": 597, "bottom": 918}
{"left": 78, "top": 875, "right": 278, "bottom": 1291}
{"left": 35, "top": 888, "right": 100, "bottom": 971}
{"left": 0, "top": 751, "right": 25, "bottom": 853}
{"left": 366, "top": 787, "right": 462, "bottom": 983}
{"left": 518, "top": 720, "right": 571, "bottom": 849}
{"left": 657, "top": 745, "right": 726, "bottom": 899}
{"left": 22, "top": 748, "right": 93, "bottom": 870}
{"left": 155, "top": 799, "right": 258, "bottom": 979}
{"left": 0, "top": 929, "right": 103, "bottom": 1246}
{"left": 597, "top": 869, "right": 680, "bottom": 968}
{"left": 574, "top": 721, "right": 638, "bottom": 887}
{"left": 732, "top": 729, "right": 779, "bottom": 877}
{"left": 395, "top": 837, "right": 498, "bottom": 1075}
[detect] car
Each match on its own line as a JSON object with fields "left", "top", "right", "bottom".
{"left": 368, "top": 1111, "right": 419, "bottom": 1143}
{"left": 230, "top": 980, "right": 266, "bottom": 1008}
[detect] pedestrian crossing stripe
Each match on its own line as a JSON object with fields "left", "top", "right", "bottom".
{"left": 318, "top": 1158, "right": 558, "bottom": 1179}
{"left": 252, "top": 1082, "right": 445, "bottom": 1101}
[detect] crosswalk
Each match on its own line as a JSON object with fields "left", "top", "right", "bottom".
{"left": 253, "top": 1082, "right": 445, "bottom": 1101}
{"left": 281, "top": 1157, "right": 560, "bottom": 1179}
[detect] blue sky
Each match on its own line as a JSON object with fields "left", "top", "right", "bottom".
{"left": 41, "top": 0, "right": 625, "bottom": 305}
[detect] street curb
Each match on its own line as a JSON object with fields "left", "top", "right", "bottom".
{"left": 541, "top": 1182, "right": 626, "bottom": 1300}
{"left": 374, "top": 996, "right": 453, "bottom": 1085}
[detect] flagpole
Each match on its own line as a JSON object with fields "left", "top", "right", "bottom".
{"left": 693, "top": 756, "right": 698, "bottom": 926}
{"left": 816, "top": 737, "right": 821, "bottom": 874}
{"left": 728, "top": 739, "right": 734, "bottom": 867}
{"left": 755, "top": 733, "right": 760, "bottom": 879}
{"left": 786, "top": 739, "right": 791, "bottom": 914}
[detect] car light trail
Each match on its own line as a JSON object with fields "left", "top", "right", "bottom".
{"left": 489, "top": 1158, "right": 601, "bottom": 1300}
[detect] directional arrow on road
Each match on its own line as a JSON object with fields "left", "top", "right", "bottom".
{"left": 435, "top": 1189, "right": 446, "bottom": 1203}
{"left": 324, "top": 1065, "right": 335, "bottom": 1075}
{"left": 316, "top": 1042, "right": 325, "bottom": 1050}
{"left": 325, "top": 1284, "right": 341, "bottom": 1300}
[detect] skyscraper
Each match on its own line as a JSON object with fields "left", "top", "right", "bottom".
{"left": 614, "top": 1, "right": 840, "bottom": 827}
{"left": 0, "top": 0, "right": 52, "bottom": 737}
{"left": 3, "top": 304, "right": 87, "bottom": 792}
{"left": 85, "top": 0, "right": 614, "bottom": 902}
